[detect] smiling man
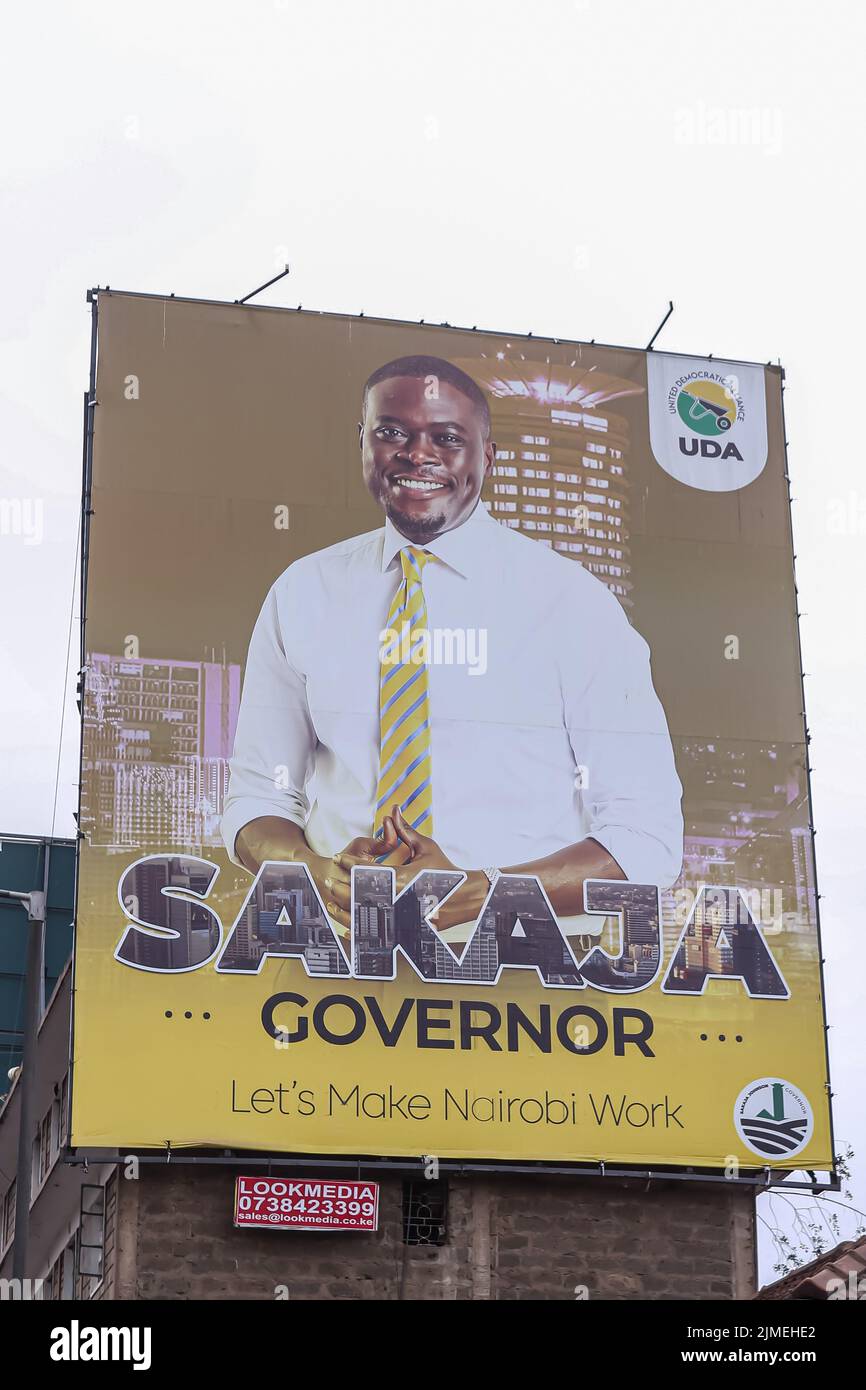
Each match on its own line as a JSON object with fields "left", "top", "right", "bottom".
{"left": 222, "top": 354, "right": 683, "bottom": 937}
{"left": 362, "top": 358, "right": 491, "bottom": 543}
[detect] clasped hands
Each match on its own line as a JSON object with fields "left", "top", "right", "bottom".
{"left": 322, "top": 805, "right": 487, "bottom": 934}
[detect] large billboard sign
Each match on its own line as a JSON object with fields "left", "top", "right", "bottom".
{"left": 71, "top": 290, "right": 832, "bottom": 1171}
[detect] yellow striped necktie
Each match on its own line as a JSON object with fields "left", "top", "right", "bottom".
{"left": 374, "top": 545, "right": 433, "bottom": 838}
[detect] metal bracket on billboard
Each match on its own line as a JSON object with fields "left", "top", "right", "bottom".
{"left": 235, "top": 265, "right": 291, "bottom": 305}
{"left": 646, "top": 300, "right": 674, "bottom": 351}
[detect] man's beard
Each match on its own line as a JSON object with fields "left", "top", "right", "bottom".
{"left": 384, "top": 502, "right": 449, "bottom": 544}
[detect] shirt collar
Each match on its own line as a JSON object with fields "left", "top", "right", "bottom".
{"left": 381, "top": 501, "right": 499, "bottom": 579}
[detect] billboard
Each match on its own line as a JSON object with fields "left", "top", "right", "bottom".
{"left": 70, "top": 290, "right": 832, "bottom": 1171}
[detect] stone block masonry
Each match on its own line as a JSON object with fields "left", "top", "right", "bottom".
{"left": 106, "top": 1165, "right": 755, "bottom": 1301}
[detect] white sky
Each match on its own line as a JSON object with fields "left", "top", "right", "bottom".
{"left": 2, "top": 0, "right": 863, "bottom": 1289}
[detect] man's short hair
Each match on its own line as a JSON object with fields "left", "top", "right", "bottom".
{"left": 362, "top": 355, "right": 491, "bottom": 438}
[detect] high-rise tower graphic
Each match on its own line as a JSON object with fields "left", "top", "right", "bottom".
{"left": 456, "top": 353, "right": 643, "bottom": 608}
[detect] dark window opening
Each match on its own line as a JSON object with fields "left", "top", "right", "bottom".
{"left": 402, "top": 1180, "right": 448, "bottom": 1246}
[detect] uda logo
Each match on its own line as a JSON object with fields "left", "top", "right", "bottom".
{"left": 676, "top": 375, "right": 738, "bottom": 436}
{"left": 734, "top": 1078, "right": 813, "bottom": 1160}
{"left": 647, "top": 353, "right": 768, "bottom": 491}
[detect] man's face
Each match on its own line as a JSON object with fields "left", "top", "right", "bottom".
{"left": 360, "top": 376, "right": 495, "bottom": 543}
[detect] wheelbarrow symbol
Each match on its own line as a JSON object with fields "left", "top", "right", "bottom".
{"left": 685, "top": 395, "right": 732, "bottom": 430}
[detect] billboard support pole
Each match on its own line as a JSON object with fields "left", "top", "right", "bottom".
{"left": 235, "top": 265, "right": 290, "bottom": 305}
{"left": 646, "top": 300, "right": 674, "bottom": 350}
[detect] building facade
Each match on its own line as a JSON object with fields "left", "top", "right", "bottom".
{"left": 81, "top": 653, "right": 240, "bottom": 851}
{"left": 0, "top": 835, "right": 75, "bottom": 1085}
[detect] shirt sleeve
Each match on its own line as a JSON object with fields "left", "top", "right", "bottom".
{"left": 563, "top": 584, "right": 684, "bottom": 889}
{"left": 221, "top": 576, "right": 317, "bottom": 866}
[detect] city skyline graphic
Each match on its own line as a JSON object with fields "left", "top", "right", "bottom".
{"left": 82, "top": 652, "right": 240, "bottom": 851}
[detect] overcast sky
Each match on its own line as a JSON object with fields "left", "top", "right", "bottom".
{"left": 2, "top": 0, "right": 863, "bottom": 1286}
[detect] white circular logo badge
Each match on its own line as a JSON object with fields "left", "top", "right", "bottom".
{"left": 734, "top": 1078, "right": 813, "bottom": 1159}
{"left": 647, "top": 355, "right": 769, "bottom": 492}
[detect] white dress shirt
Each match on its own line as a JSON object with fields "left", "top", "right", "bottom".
{"left": 222, "top": 503, "right": 683, "bottom": 915}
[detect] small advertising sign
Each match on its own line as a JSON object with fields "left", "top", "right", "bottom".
{"left": 233, "top": 1176, "right": 379, "bottom": 1231}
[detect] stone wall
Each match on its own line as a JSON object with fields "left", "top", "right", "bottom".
{"left": 113, "top": 1166, "right": 755, "bottom": 1300}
